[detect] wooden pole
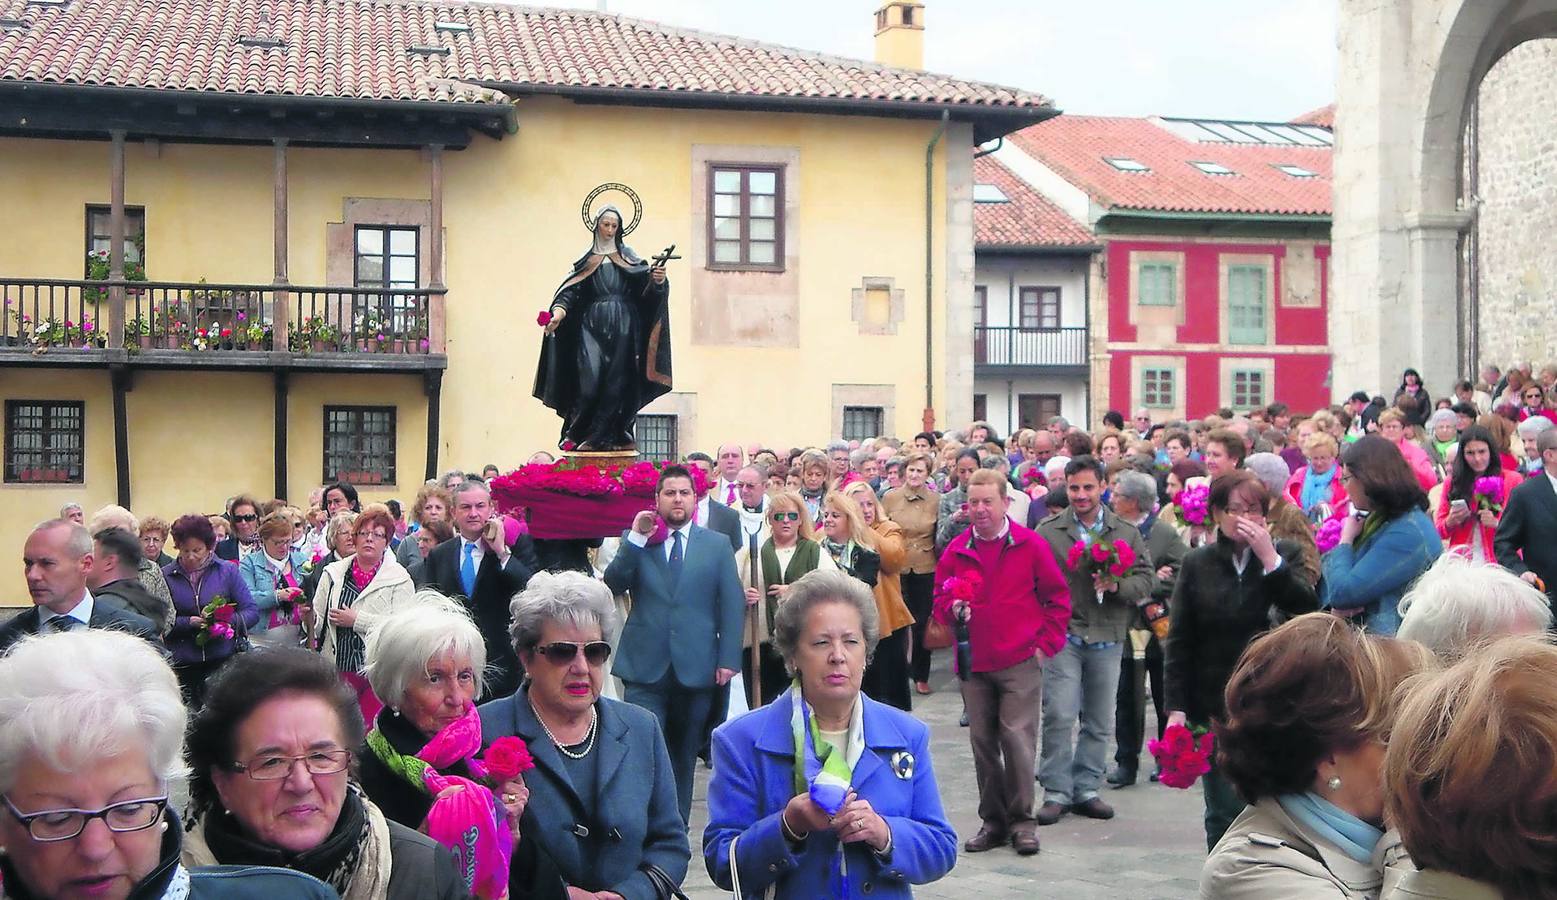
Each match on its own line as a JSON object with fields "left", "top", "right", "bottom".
{"left": 746, "top": 530, "right": 762, "bottom": 709}
{"left": 272, "top": 139, "right": 291, "bottom": 352}
{"left": 107, "top": 130, "right": 126, "bottom": 349}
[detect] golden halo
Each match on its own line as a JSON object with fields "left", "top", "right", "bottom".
{"left": 580, "top": 182, "right": 642, "bottom": 236}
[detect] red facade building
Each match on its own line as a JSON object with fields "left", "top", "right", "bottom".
{"left": 994, "top": 111, "right": 1333, "bottom": 419}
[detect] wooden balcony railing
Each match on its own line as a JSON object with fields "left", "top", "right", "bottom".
{"left": 0, "top": 278, "right": 446, "bottom": 358}
{"left": 974, "top": 325, "right": 1088, "bottom": 368}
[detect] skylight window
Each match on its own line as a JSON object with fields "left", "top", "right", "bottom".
{"left": 1105, "top": 157, "right": 1150, "bottom": 173}
{"left": 1275, "top": 164, "right": 1318, "bottom": 178}
{"left": 973, "top": 183, "right": 1010, "bottom": 203}
{"left": 1192, "top": 161, "right": 1235, "bottom": 176}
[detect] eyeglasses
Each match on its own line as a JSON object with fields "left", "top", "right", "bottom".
{"left": 771, "top": 511, "right": 800, "bottom": 522}
{"left": 3, "top": 794, "right": 168, "bottom": 843}
{"left": 353, "top": 530, "right": 389, "bottom": 543}
{"left": 232, "top": 514, "right": 258, "bottom": 522}
{"left": 229, "top": 748, "right": 353, "bottom": 781}
{"left": 1224, "top": 505, "right": 1266, "bottom": 517}
{"left": 535, "top": 640, "right": 612, "bottom": 666}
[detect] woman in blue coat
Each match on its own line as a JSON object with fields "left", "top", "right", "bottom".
{"left": 1322, "top": 436, "right": 1442, "bottom": 635}
{"left": 704, "top": 569, "right": 958, "bottom": 899}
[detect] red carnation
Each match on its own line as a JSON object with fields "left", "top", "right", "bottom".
{"left": 1065, "top": 540, "right": 1086, "bottom": 570}
{"left": 1115, "top": 541, "right": 1136, "bottom": 568}
{"left": 483, "top": 736, "right": 536, "bottom": 783}
{"left": 1090, "top": 542, "right": 1112, "bottom": 564}
{"left": 536, "top": 310, "right": 553, "bottom": 327}
{"left": 220, "top": 328, "right": 232, "bottom": 338}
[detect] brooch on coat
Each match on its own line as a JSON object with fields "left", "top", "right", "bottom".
{"left": 890, "top": 751, "right": 915, "bottom": 780}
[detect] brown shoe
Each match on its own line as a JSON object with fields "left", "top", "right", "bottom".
{"left": 1072, "top": 797, "right": 1116, "bottom": 820}
{"left": 963, "top": 824, "right": 1006, "bottom": 853}
{"left": 1011, "top": 826, "right": 1041, "bottom": 856}
{"left": 915, "top": 681, "right": 932, "bottom": 695}
{"left": 1035, "top": 801, "right": 1070, "bottom": 826}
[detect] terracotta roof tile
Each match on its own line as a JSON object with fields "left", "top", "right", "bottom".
{"left": 1290, "top": 103, "right": 1334, "bottom": 129}
{"left": 973, "top": 155, "right": 1094, "bottom": 248}
{"left": 0, "top": 0, "right": 1053, "bottom": 113}
{"left": 1007, "top": 115, "right": 1331, "bottom": 217}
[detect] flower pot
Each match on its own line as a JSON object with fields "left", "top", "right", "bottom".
{"left": 138, "top": 335, "right": 153, "bottom": 349}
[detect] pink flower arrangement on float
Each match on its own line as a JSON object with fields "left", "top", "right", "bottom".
{"left": 1174, "top": 483, "right": 1210, "bottom": 526}
{"left": 490, "top": 458, "right": 711, "bottom": 500}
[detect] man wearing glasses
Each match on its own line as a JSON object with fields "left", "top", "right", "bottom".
{"left": 215, "top": 494, "right": 263, "bottom": 562}
{"left": 605, "top": 465, "right": 745, "bottom": 824}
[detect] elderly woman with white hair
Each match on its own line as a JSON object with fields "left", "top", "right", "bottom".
{"left": 1244, "top": 452, "right": 1322, "bottom": 587}
{"left": 358, "top": 596, "right": 566, "bottom": 900}
{"left": 0, "top": 629, "right": 334, "bottom": 900}
{"left": 478, "top": 571, "right": 690, "bottom": 899}
{"left": 1421, "top": 407, "right": 1461, "bottom": 474}
{"left": 1396, "top": 552, "right": 1552, "bottom": 659}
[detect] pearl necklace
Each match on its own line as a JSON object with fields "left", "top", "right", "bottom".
{"left": 537, "top": 706, "right": 598, "bottom": 759}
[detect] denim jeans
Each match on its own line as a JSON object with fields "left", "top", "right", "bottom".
{"left": 1039, "top": 637, "right": 1123, "bottom": 805}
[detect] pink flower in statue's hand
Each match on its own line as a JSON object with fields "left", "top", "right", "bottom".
{"left": 536, "top": 310, "right": 553, "bottom": 327}
{"left": 560, "top": 440, "right": 577, "bottom": 452}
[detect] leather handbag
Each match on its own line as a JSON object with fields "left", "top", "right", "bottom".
{"left": 924, "top": 615, "right": 956, "bottom": 650}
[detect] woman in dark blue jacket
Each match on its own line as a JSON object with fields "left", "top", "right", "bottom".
{"left": 704, "top": 570, "right": 957, "bottom": 899}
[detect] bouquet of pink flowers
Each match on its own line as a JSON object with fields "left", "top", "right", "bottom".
{"left": 1064, "top": 537, "right": 1137, "bottom": 580}
{"left": 1174, "top": 483, "right": 1210, "bottom": 526}
{"left": 1148, "top": 722, "right": 1214, "bottom": 789}
{"left": 195, "top": 595, "right": 237, "bottom": 646}
{"left": 1473, "top": 475, "right": 1506, "bottom": 513}
{"left": 1315, "top": 515, "right": 1345, "bottom": 553}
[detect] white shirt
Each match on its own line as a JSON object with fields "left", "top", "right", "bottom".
{"left": 714, "top": 477, "right": 742, "bottom": 507}
{"left": 459, "top": 536, "right": 487, "bottom": 573}
{"left": 696, "top": 496, "right": 714, "bottom": 527}
{"left": 41, "top": 589, "right": 93, "bottom": 631}
{"left": 626, "top": 521, "right": 695, "bottom": 563}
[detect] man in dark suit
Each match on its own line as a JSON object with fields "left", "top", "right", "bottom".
{"left": 414, "top": 480, "right": 534, "bottom": 698}
{"left": 604, "top": 465, "right": 745, "bottom": 823}
{"left": 0, "top": 519, "right": 156, "bottom": 654}
{"left": 214, "top": 494, "right": 262, "bottom": 561}
{"left": 685, "top": 452, "right": 742, "bottom": 552}
{"left": 1496, "top": 427, "right": 1557, "bottom": 610}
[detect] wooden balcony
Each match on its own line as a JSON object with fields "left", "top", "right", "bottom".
{"left": 0, "top": 278, "right": 446, "bottom": 372}
{"left": 973, "top": 325, "right": 1089, "bottom": 375}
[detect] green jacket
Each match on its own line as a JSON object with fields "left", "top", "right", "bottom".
{"left": 1035, "top": 506, "right": 1155, "bottom": 644}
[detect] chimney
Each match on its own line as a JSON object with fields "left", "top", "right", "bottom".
{"left": 874, "top": 1, "right": 924, "bottom": 69}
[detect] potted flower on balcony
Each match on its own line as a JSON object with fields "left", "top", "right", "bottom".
{"left": 84, "top": 248, "right": 147, "bottom": 303}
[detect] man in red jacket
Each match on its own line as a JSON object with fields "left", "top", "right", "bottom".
{"left": 932, "top": 469, "right": 1072, "bottom": 857}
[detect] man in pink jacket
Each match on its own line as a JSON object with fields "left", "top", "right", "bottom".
{"left": 932, "top": 469, "right": 1072, "bottom": 858}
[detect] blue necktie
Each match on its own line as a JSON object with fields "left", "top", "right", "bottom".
{"left": 460, "top": 542, "right": 477, "bottom": 597}
{"left": 668, "top": 530, "right": 685, "bottom": 587}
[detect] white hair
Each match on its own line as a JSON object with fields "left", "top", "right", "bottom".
{"left": 88, "top": 504, "right": 139, "bottom": 535}
{"left": 363, "top": 592, "right": 488, "bottom": 707}
{"left": 1045, "top": 455, "right": 1071, "bottom": 478}
{"left": 1397, "top": 553, "right": 1554, "bottom": 659}
{"left": 1517, "top": 416, "right": 1554, "bottom": 439}
{"left": 1244, "top": 452, "right": 1292, "bottom": 496}
{"left": 509, "top": 570, "right": 618, "bottom": 654}
{"left": 0, "top": 629, "right": 186, "bottom": 792}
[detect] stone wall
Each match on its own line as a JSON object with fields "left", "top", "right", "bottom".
{"left": 1474, "top": 39, "right": 1557, "bottom": 369}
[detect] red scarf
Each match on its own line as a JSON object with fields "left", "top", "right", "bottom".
{"left": 350, "top": 557, "right": 382, "bottom": 590}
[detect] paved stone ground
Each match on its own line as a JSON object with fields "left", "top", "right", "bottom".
{"left": 681, "top": 655, "right": 1208, "bottom": 898}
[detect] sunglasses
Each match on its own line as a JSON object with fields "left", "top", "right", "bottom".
{"left": 771, "top": 511, "right": 800, "bottom": 522}
{"left": 535, "top": 640, "right": 612, "bottom": 666}
{"left": 232, "top": 514, "right": 259, "bottom": 522}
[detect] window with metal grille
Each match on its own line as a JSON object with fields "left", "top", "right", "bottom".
{"left": 354, "top": 226, "right": 420, "bottom": 333}
{"left": 323, "top": 405, "right": 396, "bottom": 485}
{"left": 1019, "top": 286, "right": 1061, "bottom": 330}
{"left": 1141, "top": 369, "right": 1175, "bottom": 409}
{"left": 5, "top": 400, "right": 84, "bottom": 483}
{"left": 842, "top": 406, "right": 884, "bottom": 442}
{"left": 1227, "top": 264, "right": 1268, "bottom": 344}
{"left": 1138, "top": 263, "right": 1176, "bottom": 306}
{"left": 1232, "top": 370, "right": 1267, "bottom": 410}
{"left": 708, "top": 165, "right": 784, "bottom": 271}
{"left": 636, "top": 414, "right": 678, "bottom": 462}
{"left": 86, "top": 205, "right": 147, "bottom": 273}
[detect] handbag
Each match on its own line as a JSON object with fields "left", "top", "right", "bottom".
{"left": 727, "top": 834, "right": 776, "bottom": 900}
{"left": 642, "top": 863, "right": 690, "bottom": 900}
{"left": 924, "top": 616, "right": 955, "bottom": 650}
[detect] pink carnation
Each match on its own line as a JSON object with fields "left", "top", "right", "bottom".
{"left": 1315, "top": 515, "right": 1344, "bottom": 553}
{"left": 1473, "top": 476, "right": 1505, "bottom": 504}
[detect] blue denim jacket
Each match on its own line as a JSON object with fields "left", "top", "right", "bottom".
{"left": 1320, "top": 509, "right": 1441, "bottom": 635}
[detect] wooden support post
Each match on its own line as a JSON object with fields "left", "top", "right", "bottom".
{"left": 274, "top": 369, "right": 289, "bottom": 500}
{"left": 111, "top": 366, "right": 132, "bottom": 508}
{"left": 427, "top": 144, "right": 446, "bottom": 354}
{"left": 108, "top": 130, "right": 126, "bottom": 349}
{"left": 272, "top": 139, "right": 291, "bottom": 353}
{"left": 424, "top": 369, "right": 443, "bottom": 482}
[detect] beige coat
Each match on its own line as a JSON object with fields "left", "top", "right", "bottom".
{"left": 881, "top": 485, "right": 938, "bottom": 574}
{"left": 1382, "top": 870, "right": 1502, "bottom": 900}
{"left": 309, "top": 554, "right": 416, "bottom": 667}
{"left": 1201, "top": 798, "right": 1392, "bottom": 899}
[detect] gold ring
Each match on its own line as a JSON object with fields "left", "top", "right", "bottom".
{"left": 504, "top": 794, "right": 518, "bottom": 803}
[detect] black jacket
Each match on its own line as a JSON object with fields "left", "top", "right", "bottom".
{"left": 1495, "top": 473, "right": 1557, "bottom": 608}
{"left": 94, "top": 576, "right": 169, "bottom": 632}
{"left": 1163, "top": 536, "right": 1319, "bottom": 724}
{"left": 0, "top": 596, "right": 157, "bottom": 656}
{"left": 1140, "top": 514, "right": 1189, "bottom": 603}
{"left": 414, "top": 537, "right": 534, "bottom": 699}
{"left": 703, "top": 500, "right": 743, "bottom": 552}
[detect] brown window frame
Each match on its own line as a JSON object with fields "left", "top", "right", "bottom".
{"left": 84, "top": 205, "right": 147, "bottom": 276}
{"left": 1018, "top": 286, "right": 1061, "bottom": 331}
{"left": 706, "top": 163, "right": 785, "bottom": 273}
{"left": 322, "top": 405, "right": 397, "bottom": 486}
{"left": 5, "top": 400, "right": 85, "bottom": 484}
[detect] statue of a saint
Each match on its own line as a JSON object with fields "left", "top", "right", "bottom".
{"left": 532, "top": 204, "right": 672, "bottom": 451}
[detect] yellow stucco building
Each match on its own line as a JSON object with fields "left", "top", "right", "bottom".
{"left": 0, "top": 0, "right": 1052, "bottom": 595}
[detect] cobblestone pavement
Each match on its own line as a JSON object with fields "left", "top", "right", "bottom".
{"left": 681, "top": 655, "right": 1208, "bottom": 899}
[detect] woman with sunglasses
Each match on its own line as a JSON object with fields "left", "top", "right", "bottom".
{"left": 183, "top": 646, "right": 468, "bottom": 900}
{"left": 1516, "top": 383, "right": 1557, "bottom": 426}
{"left": 0, "top": 629, "right": 336, "bottom": 900}
{"left": 478, "top": 570, "right": 690, "bottom": 900}
{"left": 741, "top": 491, "right": 839, "bottom": 706}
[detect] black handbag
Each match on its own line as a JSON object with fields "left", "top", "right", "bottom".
{"left": 642, "top": 863, "right": 690, "bottom": 900}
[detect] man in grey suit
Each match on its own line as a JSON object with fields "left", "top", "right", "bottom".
{"left": 604, "top": 464, "right": 745, "bottom": 823}
{"left": 0, "top": 519, "right": 156, "bottom": 655}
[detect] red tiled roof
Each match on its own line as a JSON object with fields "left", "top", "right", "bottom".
{"left": 1290, "top": 104, "right": 1334, "bottom": 129}
{"left": 1007, "top": 115, "right": 1331, "bottom": 217}
{"left": 973, "top": 155, "right": 1093, "bottom": 248}
{"left": 0, "top": 0, "right": 1054, "bottom": 115}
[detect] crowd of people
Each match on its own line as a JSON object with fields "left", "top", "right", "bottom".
{"left": 3, "top": 362, "right": 1557, "bottom": 898}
